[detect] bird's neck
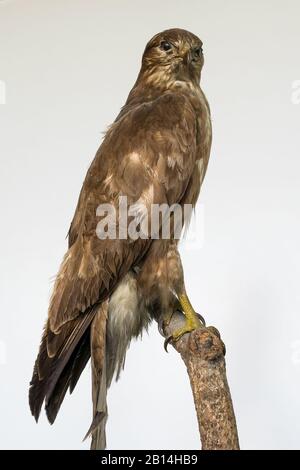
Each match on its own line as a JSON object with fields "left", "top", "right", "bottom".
{"left": 126, "top": 66, "right": 200, "bottom": 105}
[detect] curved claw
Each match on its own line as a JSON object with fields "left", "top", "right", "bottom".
{"left": 196, "top": 312, "right": 206, "bottom": 326}
{"left": 158, "top": 318, "right": 165, "bottom": 337}
{"left": 163, "top": 310, "right": 206, "bottom": 352}
{"left": 164, "top": 336, "right": 173, "bottom": 352}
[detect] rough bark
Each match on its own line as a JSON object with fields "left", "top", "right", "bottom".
{"left": 157, "top": 311, "right": 240, "bottom": 450}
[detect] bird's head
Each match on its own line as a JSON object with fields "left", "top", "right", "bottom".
{"left": 141, "top": 28, "right": 204, "bottom": 86}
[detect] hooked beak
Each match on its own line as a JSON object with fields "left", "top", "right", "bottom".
{"left": 183, "top": 47, "right": 202, "bottom": 66}
{"left": 175, "top": 47, "right": 203, "bottom": 82}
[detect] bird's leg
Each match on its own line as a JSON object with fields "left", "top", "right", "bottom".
{"left": 158, "top": 297, "right": 180, "bottom": 336}
{"left": 164, "top": 290, "right": 205, "bottom": 350}
{"left": 178, "top": 293, "right": 206, "bottom": 328}
{"left": 160, "top": 298, "right": 205, "bottom": 330}
{"left": 158, "top": 309, "right": 175, "bottom": 337}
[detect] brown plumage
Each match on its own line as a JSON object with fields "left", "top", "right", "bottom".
{"left": 29, "top": 28, "right": 212, "bottom": 449}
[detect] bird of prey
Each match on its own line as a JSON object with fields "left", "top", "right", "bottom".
{"left": 29, "top": 28, "right": 212, "bottom": 449}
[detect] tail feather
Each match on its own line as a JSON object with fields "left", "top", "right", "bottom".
{"left": 45, "top": 328, "right": 90, "bottom": 424}
{"left": 29, "top": 307, "right": 97, "bottom": 423}
{"left": 90, "top": 355, "right": 108, "bottom": 449}
{"left": 45, "top": 356, "right": 74, "bottom": 424}
{"left": 83, "top": 411, "right": 106, "bottom": 441}
{"left": 91, "top": 413, "right": 108, "bottom": 450}
{"left": 85, "top": 302, "right": 109, "bottom": 450}
{"left": 69, "top": 331, "right": 91, "bottom": 394}
{"left": 30, "top": 274, "right": 147, "bottom": 449}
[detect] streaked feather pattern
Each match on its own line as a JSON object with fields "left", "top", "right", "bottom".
{"left": 29, "top": 28, "right": 212, "bottom": 449}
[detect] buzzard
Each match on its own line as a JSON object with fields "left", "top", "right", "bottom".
{"left": 29, "top": 28, "right": 212, "bottom": 449}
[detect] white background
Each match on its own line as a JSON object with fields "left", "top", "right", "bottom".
{"left": 0, "top": 0, "right": 300, "bottom": 449}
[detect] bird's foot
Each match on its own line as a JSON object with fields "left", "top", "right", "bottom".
{"left": 164, "top": 294, "right": 205, "bottom": 352}
{"left": 158, "top": 310, "right": 175, "bottom": 337}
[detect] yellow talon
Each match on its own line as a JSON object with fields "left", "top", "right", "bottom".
{"left": 164, "top": 294, "right": 205, "bottom": 351}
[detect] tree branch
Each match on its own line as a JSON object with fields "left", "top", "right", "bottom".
{"left": 157, "top": 311, "right": 240, "bottom": 450}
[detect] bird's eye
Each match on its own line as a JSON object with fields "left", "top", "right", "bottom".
{"left": 160, "top": 40, "right": 172, "bottom": 52}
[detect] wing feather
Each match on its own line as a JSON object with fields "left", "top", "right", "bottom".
{"left": 30, "top": 91, "right": 199, "bottom": 422}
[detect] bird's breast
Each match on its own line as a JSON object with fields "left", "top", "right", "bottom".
{"left": 195, "top": 88, "right": 212, "bottom": 154}
{"left": 174, "top": 81, "right": 212, "bottom": 154}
